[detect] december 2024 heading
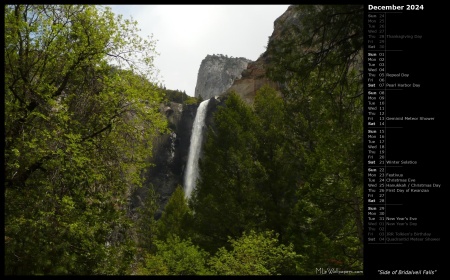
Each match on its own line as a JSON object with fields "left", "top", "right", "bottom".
{"left": 368, "top": 4, "right": 424, "bottom": 10}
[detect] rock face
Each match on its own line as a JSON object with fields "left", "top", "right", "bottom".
{"left": 226, "top": 56, "right": 279, "bottom": 104}
{"left": 194, "top": 54, "right": 252, "bottom": 100}
{"left": 226, "top": 6, "right": 299, "bottom": 103}
{"left": 131, "top": 101, "right": 198, "bottom": 219}
{"left": 193, "top": 6, "right": 298, "bottom": 104}
{"left": 267, "top": 5, "right": 302, "bottom": 45}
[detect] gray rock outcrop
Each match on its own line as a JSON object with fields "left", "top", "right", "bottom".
{"left": 194, "top": 54, "right": 252, "bottom": 100}
{"left": 131, "top": 101, "right": 198, "bottom": 219}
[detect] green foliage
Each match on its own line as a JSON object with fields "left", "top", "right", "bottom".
{"left": 268, "top": 5, "right": 363, "bottom": 86}
{"left": 135, "top": 187, "right": 159, "bottom": 254}
{"left": 135, "top": 253, "right": 169, "bottom": 275}
{"left": 162, "top": 88, "right": 198, "bottom": 105}
{"left": 190, "top": 88, "right": 299, "bottom": 254}
{"left": 190, "top": 91, "right": 265, "bottom": 252}
{"left": 156, "top": 186, "right": 193, "bottom": 241}
{"left": 252, "top": 85, "right": 298, "bottom": 238}
{"left": 4, "top": 4, "right": 166, "bottom": 274}
{"left": 267, "top": 5, "right": 364, "bottom": 272}
{"left": 184, "top": 96, "right": 200, "bottom": 105}
{"left": 138, "top": 235, "right": 210, "bottom": 275}
{"left": 209, "top": 230, "right": 301, "bottom": 275}
{"left": 5, "top": 186, "right": 137, "bottom": 275}
{"left": 191, "top": 5, "right": 364, "bottom": 274}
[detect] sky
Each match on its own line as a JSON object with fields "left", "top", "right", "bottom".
{"left": 108, "top": 5, "right": 290, "bottom": 97}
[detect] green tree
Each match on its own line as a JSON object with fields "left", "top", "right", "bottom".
{"left": 267, "top": 5, "right": 364, "bottom": 271}
{"left": 138, "top": 235, "right": 210, "bottom": 275}
{"left": 268, "top": 5, "right": 363, "bottom": 87}
{"left": 190, "top": 87, "right": 300, "bottom": 253}
{"left": 208, "top": 230, "right": 301, "bottom": 275}
{"left": 184, "top": 96, "right": 199, "bottom": 105}
{"left": 135, "top": 187, "right": 160, "bottom": 254}
{"left": 4, "top": 5, "right": 166, "bottom": 274}
{"left": 285, "top": 68, "right": 364, "bottom": 271}
{"left": 162, "top": 88, "right": 197, "bottom": 105}
{"left": 156, "top": 185, "right": 193, "bottom": 241}
{"left": 190, "top": 91, "right": 266, "bottom": 252}
{"left": 253, "top": 85, "right": 298, "bottom": 241}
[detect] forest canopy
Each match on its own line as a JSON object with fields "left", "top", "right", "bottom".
{"left": 4, "top": 5, "right": 166, "bottom": 274}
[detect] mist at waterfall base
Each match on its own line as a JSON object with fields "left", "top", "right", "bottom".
{"left": 183, "top": 99, "right": 211, "bottom": 199}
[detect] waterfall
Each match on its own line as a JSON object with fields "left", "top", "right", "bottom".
{"left": 184, "top": 99, "right": 211, "bottom": 199}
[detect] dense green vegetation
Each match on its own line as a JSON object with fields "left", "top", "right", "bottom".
{"left": 162, "top": 88, "right": 199, "bottom": 105}
{"left": 190, "top": 4, "right": 364, "bottom": 273}
{"left": 4, "top": 4, "right": 166, "bottom": 274}
{"left": 5, "top": 4, "right": 363, "bottom": 275}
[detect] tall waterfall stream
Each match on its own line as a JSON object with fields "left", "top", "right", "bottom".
{"left": 183, "top": 99, "right": 210, "bottom": 199}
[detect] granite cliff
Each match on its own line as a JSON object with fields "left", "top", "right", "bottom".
{"left": 194, "top": 54, "right": 251, "bottom": 100}
{"left": 132, "top": 100, "right": 198, "bottom": 218}
{"left": 194, "top": 5, "right": 300, "bottom": 104}
{"left": 226, "top": 5, "right": 301, "bottom": 103}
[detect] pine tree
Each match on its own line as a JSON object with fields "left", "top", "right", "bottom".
{"left": 156, "top": 186, "right": 193, "bottom": 241}
{"left": 268, "top": 5, "right": 364, "bottom": 271}
{"left": 190, "top": 91, "right": 265, "bottom": 252}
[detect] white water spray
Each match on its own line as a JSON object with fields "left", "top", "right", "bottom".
{"left": 184, "top": 99, "right": 210, "bottom": 199}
